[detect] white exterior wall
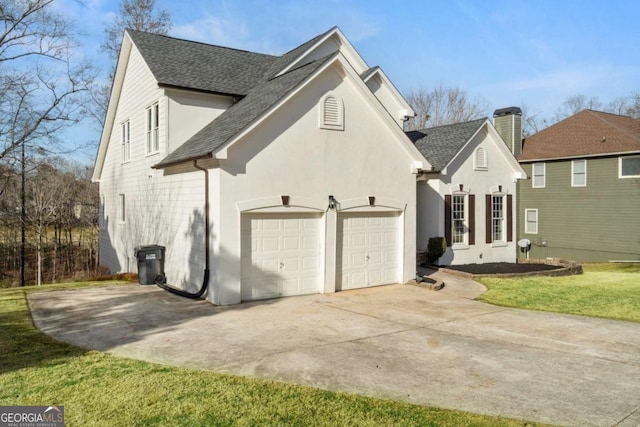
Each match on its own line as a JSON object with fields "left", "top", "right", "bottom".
{"left": 208, "top": 65, "right": 418, "bottom": 305}
{"left": 365, "top": 74, "right": 406, "bottom": 127}
{"left": 98, "top": 45, "right": 208, "bottom": 290}
{"left": 166, "top": 91, "right": 234, "bottom": 153}
{"left": 417, "top": 127, "right": 518, "bottom": 265}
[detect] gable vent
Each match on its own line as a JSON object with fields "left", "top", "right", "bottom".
{"left": 475, "top": 147, "right": 488, "bottom": 170}
{"left": 319, "top": 95, "right": 344, "bottom": 130}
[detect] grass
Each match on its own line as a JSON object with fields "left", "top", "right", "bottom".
{"left": 0, "top": 282, "right": 543, "bottom": 426}
{"left": 478, "top": 263, "right": 640, "bottom": 322}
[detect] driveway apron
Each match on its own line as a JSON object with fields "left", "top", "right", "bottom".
{"left": 29, "top": 273, "right": 640, "bottom": 427}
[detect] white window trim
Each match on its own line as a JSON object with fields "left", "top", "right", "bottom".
{"left": 619, "top": 155, "right": 640, "bottom": 178}
{"left": 451, "top": 192, "right": 468, "bottom": 249}
{"left": 532, "top": 162, "right": 545, "bottom": 188}
{"left": 319, "top": 94, "right": 344, "bottom": 131}
{"left": 491, "top": 193, "right": 506, "bottom": 244}
{"left": 525, "top": 208, "right": 538, "bottom": 234}
{"left": 146, "top": 102, "right": 160, "bottom": 155}
{"left": 571, "top": 159, "right": 587, "bottom": 187}
{"left": 121, "top": 120, "right": 130, "bottom": 163}
{"left": 474, "top": 147, "right": 488, "bottom": 171}
{"left": 118, "top": 194, "right": 126, "bottom": 224}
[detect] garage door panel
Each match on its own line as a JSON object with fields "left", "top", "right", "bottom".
{"left": 241, "top": 213, "right": 322, "bottom": 301}
{"left": 337, "top": 212, "right": 401, "bottom": 291}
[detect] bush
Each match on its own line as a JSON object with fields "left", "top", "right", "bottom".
{"left": 426, "top": 237, "right": 447, "bottom": 265}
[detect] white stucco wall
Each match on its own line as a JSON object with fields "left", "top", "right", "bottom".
{"left": 208, "top": 64, "right": 418, "bottom": 305}
{"left": 417, "top": 126, "right": 519, "bottom": 265}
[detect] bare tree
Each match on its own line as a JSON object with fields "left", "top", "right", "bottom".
{"left": 102, "top": 0, "right": 172, "bottom": 65}
{"left": 554, "top": 95, "right": 602, "bottom": 122}
{"left": 0, "top": 0, "right": 94, "bottom": 162}
{"left": 89, "top": 0, "right": 172, "bottom": 128}
{"left": 0, "top": 0, "right": 93, "bottom": 286}
{"left": 404, "top": 84, "right": 488, "bottom": 130}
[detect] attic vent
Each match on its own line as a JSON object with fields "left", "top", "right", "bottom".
{"left": 319, "top": 95, "right": 344, "bottom": 130}
{"left": 474, "top": 147, "right": 488, "bottom": 170}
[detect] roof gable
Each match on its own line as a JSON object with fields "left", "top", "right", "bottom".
{"left": 155, "top": 54, "right": 337, "bottom": 168}
{"left": 407, "top": 118, "right": 487, "bottom": 171}
{"left": 520, "top": 109, "right": 640, "bottom": 161}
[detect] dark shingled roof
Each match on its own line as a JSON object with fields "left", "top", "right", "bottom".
{"left": 519, "top": 109, "right": 640, "bottom": 161}
{"left": 262, "top": 27, "right": 336, "bottom": 80}
{"left": 127, "top": 30, "right": 277, "bottom": 96}
{"left": 406, "top": 118, "right": 487, "bottom": 171}
{"left": 156, "top": 53, "right": 337, "bottom": 168}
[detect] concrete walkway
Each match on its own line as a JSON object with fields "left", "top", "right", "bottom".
{"left": 29, "top": 273, "right": 640, "bottom": 427}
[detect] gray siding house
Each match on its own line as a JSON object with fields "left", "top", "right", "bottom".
{"left": 515, "top": 109, "right": 640, "bottom": 262}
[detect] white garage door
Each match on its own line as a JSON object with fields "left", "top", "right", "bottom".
{"left": 241, "top": 213, "right": 322, "bottom": 301}
{"left": 336, "top": 212, "right": 401, "bottom": 291}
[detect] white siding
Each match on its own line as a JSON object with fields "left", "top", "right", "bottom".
{"left": 98, "top": 45, "right": 206, "bottom": 290}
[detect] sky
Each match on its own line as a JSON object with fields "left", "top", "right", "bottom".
{"left": 55, "top": 0, "right": 640, "bottom": 165}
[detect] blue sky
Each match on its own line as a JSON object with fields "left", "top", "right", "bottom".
{"left": 56, "top": 0, "right": 640, "bottom": 164}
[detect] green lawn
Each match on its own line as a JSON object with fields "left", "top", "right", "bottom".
{"left": 478, "top": 263, "right": 640, "bottom": 322}
{"left": 0, "top": 282, "right": 542, "bottom": 427}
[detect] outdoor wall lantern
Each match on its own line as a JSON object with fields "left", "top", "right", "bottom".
{"left": 328, "top": 195, "right": 337, "bottom": 210}
{"left": 368, "top": 196, "right": 375, "bottom": 206}
{"left": 281, "top": 195, "right": 290, "bottom": 206}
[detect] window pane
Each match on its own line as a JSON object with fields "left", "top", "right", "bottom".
{"left": 452, "top": 195, "right": 465, "bottom": 244}
{"left": 621, "top": 157, "right": 640, "bottom": 177}
{"left": 573, "top": 160, "right": 585, "bottom": 173}
{"left": 532, "top": 163, "right": 545, "bottom": 187}
{"left": 525, "top": 209, "right": 537, "bottom": 234}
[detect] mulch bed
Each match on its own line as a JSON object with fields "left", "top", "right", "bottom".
{"left": 443, "top": 262, "right": 562, "bottom": 275}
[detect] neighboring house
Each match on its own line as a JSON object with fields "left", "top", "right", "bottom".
{"left": 516, "top": 109, "right": 640, "bottom": 262}
{"left": 92, "top": 27, "right": 428, "bottom": 305}
{"left": 407, "top": 110, "right": 526, "bottom": 265}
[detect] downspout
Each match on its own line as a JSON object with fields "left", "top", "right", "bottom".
{"left": 155, "top": 159, "right": 210, "bottom": 299}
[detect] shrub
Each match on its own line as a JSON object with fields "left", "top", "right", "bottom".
{"left": 426, "top": 237, "right": 447, "bottom": 265}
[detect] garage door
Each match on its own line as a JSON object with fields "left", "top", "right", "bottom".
{"left": 336, "top": 212, "right": 401, "bottom": 291}
{"left": 241, "top": 213, "right": 322, "bottom": 301}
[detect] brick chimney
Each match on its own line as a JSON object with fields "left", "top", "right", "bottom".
{"left": 493, "top": 107, "right": 523, "bottom": 157}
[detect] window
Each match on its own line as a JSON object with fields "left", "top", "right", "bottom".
{"left": 572, "top": 159, "right": 586, "bottom": 187}
{"left": 118, "top": 194, "right": 126, "bottom": 223}
{"left": 452, "top": 194, "right": 465, "bottom": 244}
{"left": 445, "top": 193, "right": 475, "bottom": 247}
{"left": 146, "top": 102, "right": 159, "bottom": 154}
{"left": 121, "top": 120, "right": 130, "bottom": 162}
{"left": 474, "top": 147, "right": 487, "bottom": 170}
{"left": 619, "top": 156, "right": 640, "bottom": 178}
{"left": 492, "top": 195, "right": 505, "bottom": 242}
{"left": 532, "top": 163, "right": 545, "bottom": 188}
{"left": 525, "top": 209, "right": 538, "bottom": 234}
{"left": 319, "top": 95, "right": 344, "bottom": 130}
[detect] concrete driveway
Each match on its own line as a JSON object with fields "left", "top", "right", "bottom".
{"left": 29, "top": 272, "right": 640, "bottom": 427}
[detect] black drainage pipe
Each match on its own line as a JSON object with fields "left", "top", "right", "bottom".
{"left": 155, "top": 159, "right": 210, "bottom": 299}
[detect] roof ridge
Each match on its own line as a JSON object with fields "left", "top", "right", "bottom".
{"left": 126, "top": 28, "right": 277, "bottom": 58}
{"left": 270, "top": 51, "right": 338, "bottom": 79}
{"left": 412, "top": 116, "right": 487, "bottom": 133}
{"left": 587, "top": 109, "right": 640, "bottom": 142}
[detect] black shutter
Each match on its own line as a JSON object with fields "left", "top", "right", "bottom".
{"left": 468, "top": 194, "right": 475, "bottom": 245}
{"left": 486, "top": 194, "right": 492, "bottom": 244}
{"left": 444, "top": 195, "right": 452, "bottom": 247}
{"left": 507, "top": 194, "right": 513, "bottom": 242}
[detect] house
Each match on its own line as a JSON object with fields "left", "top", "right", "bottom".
{"left": 92, "top": 27, "right": 428, "bottom": 305}
{"left": 516, "top": 109, "right": 640, "bottom": 262}
{"left": 407, "top": 109, "right": 526, "bottom": 265}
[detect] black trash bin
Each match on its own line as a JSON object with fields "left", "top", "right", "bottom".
{"left": 134, "top": 245, "right": 165, "bottom": 285}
